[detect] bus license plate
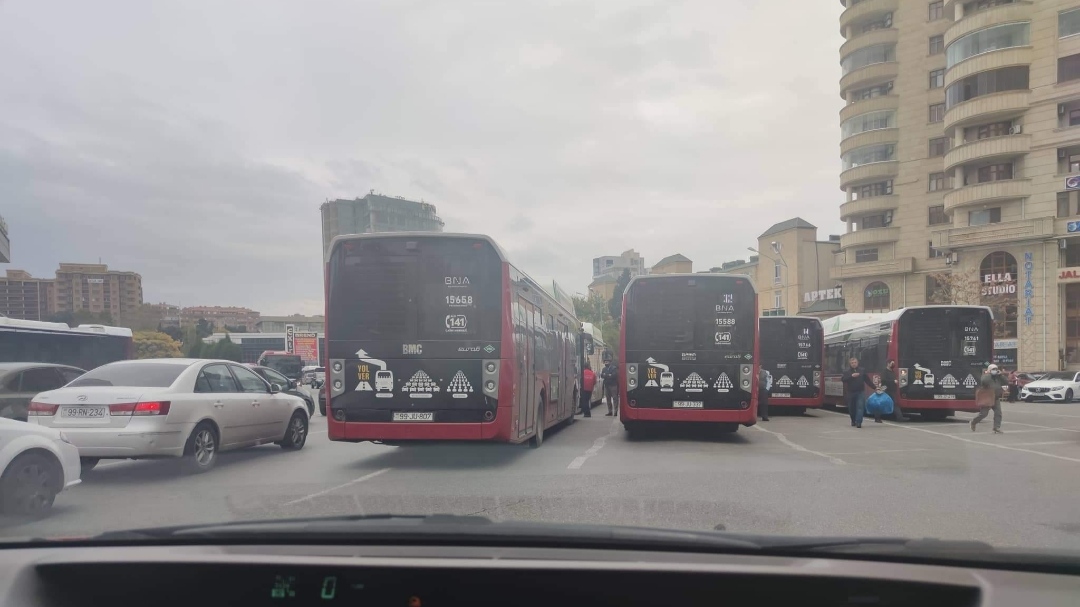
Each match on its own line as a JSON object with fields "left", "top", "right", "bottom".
{"left": 771, "top": 393, "right": 791, "bottom": 398}
{"left": 61, "top": 406, "right": 108, "bottom": 418}
{"left": 393, "top": 412, "right": 434, "bottom": 421}
{"left": 673, "top": 401, "right": 704, "bottom": 409}
{"left": 933, "top": 394, "right": 956, "bottom": 400}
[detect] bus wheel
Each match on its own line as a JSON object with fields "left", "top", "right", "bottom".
{"left": 530, "top": 404, "right": 545, "bottom": 448}
{"left": 623, "top": 421, "right": 640, "bottom": 438}
{"left": 714, "top": 423, "right": 738, "bottom": 435}
{"left": 792, "top": 407, "right": 807, "bottom": 416}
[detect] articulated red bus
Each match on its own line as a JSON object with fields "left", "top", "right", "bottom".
{"left": 822, "top": 306, "right": 994, "bottom": 418}
{"left": 619, "top": 274, "right": 759, "bottom": 434}
{"left": 324, "top": 233, "right": 579, "bottom": 447}
{"left": 758, "top": 316, "right": 825, "bottom": 413}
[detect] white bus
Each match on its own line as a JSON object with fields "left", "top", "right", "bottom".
{"left": 0, "top": 315, "right": 133, "bottom": 370}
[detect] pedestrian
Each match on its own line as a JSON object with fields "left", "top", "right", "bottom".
{"left": 601, "top": 360, "right": 619, "bottom": 416}
{"left": 581, "top": 362, "right": 596, "bottom": 418}
{"left": 757, "top": 367, "right": 772, "bottom": 421}
{"left": 841, "top": 357, "right": 875, "bottom": 428}
{"left": 865, "top": 378, "right": 894, "bottom": 423}
{"left": 1007, "top": 369, "right": 1019, "bottom": 403}
{"left": 972, "top": 363, "right": 1007, "bottom": 434}
{"left": 880, "top": 359, "right": 908, "bottom": 421}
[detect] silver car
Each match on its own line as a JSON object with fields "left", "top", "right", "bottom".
{"left": 27, "top": 359, "right": 309, "bottom": 473}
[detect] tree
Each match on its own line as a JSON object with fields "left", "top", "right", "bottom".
{"left": 573, "top": 292, "right": 609, "bottom": 325}
{"left": 223, "top": 324, "right": 249, "bottom": 333}
{"left": 46, "top": 310, "right": 114, "bottom": 326}
{"left": 158, "top": 324, "right": 183, "bottom": 341}
{"left": 210, "top": 334, "right": 243, "bottom": 362}
{"left": 609, "top": 269, "right": 631, "bottom": 321}
{"left": 133, "top": 331, "right": 183, "bottom": 359}
{"left": 195, "top": 318, "right": 215, "bottom": 339}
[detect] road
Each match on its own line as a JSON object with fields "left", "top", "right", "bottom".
{"left": 4, "top": 395, "right": 1080, "bottom": 551}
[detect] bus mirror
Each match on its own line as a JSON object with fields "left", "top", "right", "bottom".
{"left": 586, "top": 343, "right": 595, "bottom": 355}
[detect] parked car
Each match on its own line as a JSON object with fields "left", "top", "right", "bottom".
{"left": 0, "top": 363, "right": 86, "bottom": 421}
{"left": 0, "top": 417, "right": 81, "bottom": 516}
{"left": 27, "top": 359, "right": 310, "bottom": 473}
{"left": 310, "top": 366, "right": 325, "bottom": 388}
{"left": 246, "top": 364, "right": 314, "bottom": 417}
{"left": 1019, "top": 371, "right": 1080, "bottom": 403}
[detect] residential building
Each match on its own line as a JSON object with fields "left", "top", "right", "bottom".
{"left": 52, "top": 263, "right": 142, "bottom": 322}
{"left": 180, "top": 306, "right": 260, "bottom": 331}
{"left": 0, "top": 214, "right": 9, "bottom": 263}
{"left": 837, "top": 0, "right": 1080, "bottom": 370}
{"left": 587, "top": 274, "right": 618, "bottom": 300}
{"left": 320, "top": 192, "right": 444, "bottom": 260}
{"left": 592, "top": 249, "right": 645, "bottom": 279}
{"left": 651, "top": 254, "right": 693, "bottom": 275}
{"left": 256, "top": 315, "right": 325, "bottom": 333}
{"left": 0, "top": 270, "right": 53, "bottom": 321}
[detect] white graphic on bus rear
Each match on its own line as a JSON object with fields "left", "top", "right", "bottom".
{"left": 402, "top": 370, "right": 439, "bottom": 397}
{"left": 448, "top": 370, "right": 473, "bottom": 398}
{"left": 680, "top": 372, "right": 707, "bottom": 392}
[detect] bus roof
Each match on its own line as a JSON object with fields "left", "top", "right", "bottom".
{"left": 759, "top": 316, "right": 823, "bottom": 326}
{"left": 822, "top": 306, "right": 994, "bottom": 336}
{"left": 327, "top": 232, "right": 509, "bottom": 264}
{"left": 0, "top": 316, "right": 133, "bottom": 338}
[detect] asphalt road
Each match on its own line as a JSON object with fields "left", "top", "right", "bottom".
{"left": 4, "top": 393, "right": 1080, "bottom": 551}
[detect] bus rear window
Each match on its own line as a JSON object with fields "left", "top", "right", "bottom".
{"left": 625, "top": 277, "right": 755, "bottom": 352}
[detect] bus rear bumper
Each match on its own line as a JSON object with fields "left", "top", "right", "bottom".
{"left": 898, "top": 398, "right": 979, "bottom": 413}
{"left": 767, "top": 398, "right": 822, "bottom": 408}
{"left": 328, "top": 419, "right": 504, "bottom": 442}
{"left": 620, "top": 407, "right": 756, "bottom": 426}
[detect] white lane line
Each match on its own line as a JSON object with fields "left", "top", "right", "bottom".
{"left": 825, "top": 448, "right": 933, "bottom": 456}
{"left": 883, "top": 422, "right": 1080, "bottom": 464}
{"left": 567, "top": 419, "right": 620, "bottom": 470}
{"left": 1006, "top": 410, "right": 1080, "bottom": 420}
{"left": 1006, "top": 441, "right": 1075, "bottom": 447}
{"left": 283, "top": 468, "right": 392, "bottom": 506}
{"left": 999, "top": 420, "right": 1080, "bottom": 433}
{"left": 753, "top": 425, "right": 846, "bottom": 465}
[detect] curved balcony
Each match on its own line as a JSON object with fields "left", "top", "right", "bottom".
{"left": 839, "top": 195, "right": 899, "bottom": 222}
{"left": 840, "top": 62, "right": 899, "bottom": 99}
{"left": 840, "top": 28, "right": 898, "bottom": 59}
{"left": 943, "top": 89, "right": 1030, "bottom": 131}
{"left": 840, "top": 160, "right": 899, "bottom": 191}
{"left": 943, "top": 179, "right": 1031, "bottom": 214}
{"left": 839, "top": 227, "right": 900, "bottom": 251}
{"left": 943, "top": 134, "right": 1030, "bottom": 172}
{"left": 840, "top": 0, "right": 898, "bottom": 36}
{"left": 945, "top": 47, "right": 1033, "bottom": 86}
{"left": 839, "top": 94, "right": 898, "bottom": 123}
{"left": 840, "top": 128, "right": 898, "bottom": 156}
{"left": 944, "top": 2, "right": 1034, "bottom": 47}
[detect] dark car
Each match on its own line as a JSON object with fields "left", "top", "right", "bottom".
{"left": 0, "top": 363, "right": 86, "bottom": 421}
{"left": 246, "top": 364, "right": 315, "bottom": 417}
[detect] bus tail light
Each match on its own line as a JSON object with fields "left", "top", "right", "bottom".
{"left": 330, "top": 358, "right": 346, "bottom": 398}
{"left": 814, "top": 371, "right": 821, "bottom": 386}
{"left": 482, "top": 359, "right": 500, "bottom": 398}
{"left": 28, "top": 402, "right": 58, "bottom": 416}
{"left": 625, "top": 364, "right": 638, "bottom": 392}
{"left": 899, "top": 368, "right": 908, "bottom": 387}
{"left": 740, "top": 364, "right": 753, "bottom": 391}
{"left": 483, "top": 410, "right": 494, "bottom": 421}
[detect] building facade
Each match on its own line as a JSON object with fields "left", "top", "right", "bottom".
{"left": 651, "top": 254, "right": 693, "bottom": 274}
{"left": 836, "top": 0, "right": 1080, "bottom": 371}
{"left": 592, "top": 249, "right": 646, "bottom": 279}
{"left": 52, "top": 263, "right": 142, "bottom": 322}
{"left": 0, "top": 214, "right": 9, "bottom": 263}
{"left": 320, "top": 192, "right": 444, "bottom": 260}
{"left": 0, "top": 270, "right": 53, "bottom": 321}
{"left": 180, "top": 306, "right": 260, "bottom": 331}
{"left": 256, "top": 315, "right": 325, "bottom": 333}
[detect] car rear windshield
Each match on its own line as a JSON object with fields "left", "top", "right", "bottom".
{"left": 66, "top": 362, "right": 189, "bottom": 388}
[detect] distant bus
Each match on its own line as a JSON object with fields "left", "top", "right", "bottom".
{"left": 619, "top": 274, "right": 759, "bottom": 434}
{"left": 823, "top": 306, "right": 994, "bottom": 418}
{"left": 580, "top": 322, "right": 608, "bottom": 408}
{"left": 324, "top": 233, "right": 579, "bottom": 447}
{"left": 759, "top": 316, "right": 825, "bottom": 412}
{"left": 257, "top": 351, "right": 304, "bottom": 381}
{"left": 0, "top": 316, "right": 132, "bottom": 370}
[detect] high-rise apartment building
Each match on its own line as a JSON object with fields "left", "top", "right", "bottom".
{"left": 52, "top": 263, "right": 143, "bottom": 322}
{"left": 592, "top": 249, "right": 646, "bottom": 279}
{"left": 320, "top": 192, "right": 444, "bottom": 260}
{"left": 0, "top": 214, "right": 9, "bottom": 263}
{"left": 836, "top": 0, "right": 1080, "bottom": 370}
{"left": 0, "top": 270, "right": 53, "bottom": 321}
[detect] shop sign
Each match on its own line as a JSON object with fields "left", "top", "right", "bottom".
{"left": 981, "top": 272, "right": 1016, "bottom": 296}
{"left": 1068, "top": 221, "right": 1080, "bottom": 233}
{"left": 1067, "top": 176, "right": 1080, "bottom": 191}
{"left": 1024, "top": 252, "right": 1034, "bottom": 325}
{"left": 864, "top": 285, "right": 889, "bottom": 298}
{"left": 994, "top": 339, "right": 1018, "bottom": 350}
{"left": 993, "top": 350, "right": 1017, "bottom": 368}
{"left": 803, "top": 287, "right": 842, "bottom": 303}
{"left": 1060, "top": 267, "right": 1080, "bottom": 283}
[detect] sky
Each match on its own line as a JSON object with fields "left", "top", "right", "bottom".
{"left": 0, "top": 0, "right": 846, "bottom": 315}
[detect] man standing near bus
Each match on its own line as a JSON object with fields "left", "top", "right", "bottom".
{"left": 972, "top": 364, "right": 1007, "bottom": 434}
{"left": 842, "top": 357, "right": 874, "bottom": 428}
{"left": 581, "top": 362, "right": 597, "bottom": 418}
{"left": 880, "top": 359, "right": 908, "bottom": 422}
{"left": 757, "top": 368, "right": 772, "bottom": 422}
{"left": 601, "top": 360, "right": 619, "bottom": 416}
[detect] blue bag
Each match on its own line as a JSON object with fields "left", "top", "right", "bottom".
{"left": 865, "top": 391, "right": 894, "bottom": 415}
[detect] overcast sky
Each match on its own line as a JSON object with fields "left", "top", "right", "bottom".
{"left": 0, "top": 0, "right": 845, "bottom": 315}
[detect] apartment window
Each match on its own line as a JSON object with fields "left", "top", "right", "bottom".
{"left": 850, "top": 82, "right": 892, "bottom": 102}
{"left": 1060, "top": 54, "right": 1080, "bottom": 83}
{"left": 842, "top": 144, "right": 895, "bottom": 170}
{"left": 859, "top": 214, "right": 887, "bottom": 229}
{"left": 929, "top": 35, "right": 945, "bottom": 55}
{"left": 928, "top": 172, "right": 950, "bottom": 191}
{"left": 929, "top": 68, "right": 945, "bottom": 89}
{"left": 774, "top": 291, "right": 782, "bottom": 310}
{"left": 855, "top": 248, "right": 879, "bottom": 263}
{"left": 928, "top": 204, "right": 949, "bottom": 225}
{"left": 1072, "top": 109, "right": 1080, "bottom": 127}
{"left": 969, "top": 207, "right": 1002, "bottom": 226}
{"left": 1058, "top": 192, "right": 1078, "bottom": 217}
{"left": 976, "top": 163, "right": 1013, "bottom": 183}
{"left": 929, "top": 2, "right": 944, "bottom": 21}
{"left": 929, "top": 103, "right": 946, "bottom": 123}
{"left": 966, "top": 121, "right": 1012, "bottom": 141}
{"left": 946, "top": 22, "right": 1030, "bottom": 69}
{"left": 946, "top": 66, "right": 1030, "bottom": 108}
{"left": 852, "top": 180, "right": 893, "bottom": 199}
{"left": 840, "top": 110, "right": 896, "bottom": 138}
{"left": 853, "top": 16, "right": 892, "bottom": 36}
{"left": 1071, "top": 155, "right": 1080, "bottom": 173}
{"left": 929, "top": 137, "right": 950, "bottom": 157}
{"left": 964, "top": 0, "right": 1015, "bottom": 13}
{"left": 773, "top": 261, "right": 781, "bottom": 283}
{"left": 841, "top": 44, "right": 896, "bottom": 76}
{"left": 1062, "top": 7, "right": 1080, "bottom": 38}
{"left": 929, "top": 242, "right": 946, "bottom": 258}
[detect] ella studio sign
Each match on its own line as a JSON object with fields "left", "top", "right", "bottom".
{"left": 981, "top": 272, "right": 1016, "bottom": 296}
{"left": 1059, "top": 267, "right": 1080, "bottom": 283}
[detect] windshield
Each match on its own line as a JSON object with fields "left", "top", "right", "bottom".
{"left": 6, "top": 0, "right": 1080, "bottom": 564}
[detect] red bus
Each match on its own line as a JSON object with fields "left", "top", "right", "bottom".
{"left": 619, "top": 274, "right": 759, "bottom": 434}
{"left": 758, "top": 316, "right": 825, "bottom": 413}
{"left": 823, "top": 306, "right": 994, "bottom": 419}
{"left": 324, "top": 233, "right": 579, "bottom": 447}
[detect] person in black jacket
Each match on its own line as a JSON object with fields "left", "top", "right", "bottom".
{"left": 841, "top": 357, "right": 875, "bottom": 428}
{"left": 879, "top": 359, "right": 908, "bottom": 422}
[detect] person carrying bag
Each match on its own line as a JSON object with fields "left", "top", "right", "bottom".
{"left": 865, "top": 381, "right": 894, "bottom": 424}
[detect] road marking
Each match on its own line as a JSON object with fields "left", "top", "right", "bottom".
{"left": 999, "top": 420, "right": 1080, "bottom": 433}
{"left": 1006, "top": 441, "right": 1075, "bottom": 447}
{"left": 567, "top": 419, "right": 620, "bottom": 470}
{"left": 883, "top": 422, "right": 1080, "bottom": 464}
{"left": 826, "top": 448, "right": 933, "bottom": 456}
{"left": 283, "top": 468, "right": 391, "bottom": 505}
{"left": 753, "top": 425, "right": 846, "bottom": 465}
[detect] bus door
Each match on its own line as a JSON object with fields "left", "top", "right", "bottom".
{"left": 516, "top": 297, "right": 537, "bottom": 436}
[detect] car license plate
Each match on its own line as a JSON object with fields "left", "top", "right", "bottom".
{"left": 673, "top": 401, "right": 704, "bottom": 409}
{"left": 771, "top": 393, "right": 791, "bottom": 398}
{"left": 933, "top": 394, "right": 956, "bottom": 400}
{"left": 61, "top": 406, "right": 108, "bottom": 418}
{"left": 392, "top": 411, "right": 434, "bottom": 421}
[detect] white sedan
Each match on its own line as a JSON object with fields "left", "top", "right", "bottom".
{"left": 1019, "top": 371, "right": 1080, "bottom": 403}
{"left": 0, "top": 418, "right": 81, "bottom": 516}
{"left": 28, "top": 359, "right": 310, "bottom": 473}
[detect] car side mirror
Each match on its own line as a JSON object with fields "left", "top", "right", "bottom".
{"left": 288, "top": 380, "right": 297, "bottom": 390}
{"left": 270, "top": 383, "right": 282, "bottom": 394}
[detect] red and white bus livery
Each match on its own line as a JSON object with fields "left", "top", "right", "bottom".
{"left": 758, "top": 316, "right": 825, "bottom": 412}
{"left": 324, "top": 233, "right": 579, "bottom": 447}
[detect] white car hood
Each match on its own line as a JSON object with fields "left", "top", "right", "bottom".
{"left": 1023, "top": 379, "right": 1075, "bottom": 389}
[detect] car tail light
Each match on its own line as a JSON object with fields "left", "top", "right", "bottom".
{"left": 133, "top": 401, "right": 171, "bottom": 416}
{"left": 28, "top": 401, "right": 59, "bottom": 416}
{"left": 108, "top": 403, "right": 136, "bottom": 416}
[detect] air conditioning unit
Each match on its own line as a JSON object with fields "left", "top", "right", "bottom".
{"left": 1009, "top": 124, "right": 1022, "bottom": 135}
{"left": 1061, "top": 149, "right": 1069, "bottom": 159}
{"left": 884, "top": 81, "right": 893, "bottom": 92}
{"left": 883, "top": 13, "right": 893, "bottom": 27}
